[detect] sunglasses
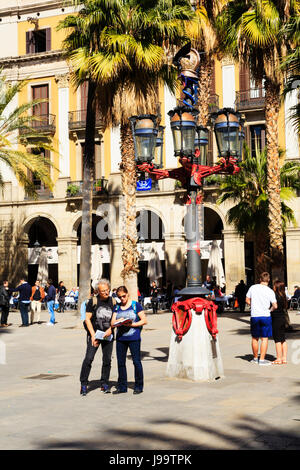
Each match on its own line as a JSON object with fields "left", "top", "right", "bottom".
{"left": 118, "top": 294, "right": 127, "bottom": 299}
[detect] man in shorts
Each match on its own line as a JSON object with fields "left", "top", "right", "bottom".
{"left": 246, "top": 272, "right": 277, "bottom": 366}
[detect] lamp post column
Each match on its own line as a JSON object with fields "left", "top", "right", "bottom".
{"left": 184, "top": 190, "right": 203, "bottom": 291}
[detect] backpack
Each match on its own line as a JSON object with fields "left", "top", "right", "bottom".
{"left": 0, "top": 292, "right": 7, "bottom": 306}
{"left": 114, "top": 300, "right": 137, "bottom": 314}
{"left": 83, "top": 296, "right": 98, "bottom": 334}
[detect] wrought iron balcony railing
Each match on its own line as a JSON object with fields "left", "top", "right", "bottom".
{"left": 235, "top": 88, "right": 265, "bottom": 111}
{"left": 24, "top": 183, "right": 53, "bottom": 200}
{"left": 20, "top": 113, "right": 56, "bottom": 135}
{"left": 208, "top": 94, "right": 219, "bottom": 113}
{"left": 66, "top": 178, "right": 108, "bottom": 198}
{"left": 68, "top": 109, "right": 103, "bottom": 131}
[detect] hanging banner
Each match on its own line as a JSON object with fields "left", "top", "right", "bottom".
{"left": 77, "top": 244, "right": 111, "bottom": 264}
{"left": 28, "top": 247, "right": 59, "bottom": 264}
{"left": 137, "top": 242, "right": 165, "bottom": 261}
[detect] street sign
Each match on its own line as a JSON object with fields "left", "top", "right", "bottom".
{"left": 136, "top": 178, "right": 152, "bottom": 191}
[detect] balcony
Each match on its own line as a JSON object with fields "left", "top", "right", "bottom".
{"left": 208, "top": 94, "right": 219, "bottom": 113}
{"left": 66, "top": 178, "right": 108, "bottom": 198}
{"left": 235, "top": 88, "right": 265, "bottom": 112}
{"left": 68, "top": 110, "right": 104, "bottom": 132}
{"left": 24, "top": 183, "right": 53, "bottom": 201}
{"left": 20, "top": 114, "right": 56, "bottom": 136}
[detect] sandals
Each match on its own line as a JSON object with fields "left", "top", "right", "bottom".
{"left": 272, "top": 359, "right": 282, "bottom": 365}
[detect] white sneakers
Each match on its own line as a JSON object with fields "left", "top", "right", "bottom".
{"left": 46, "top": 322, "right": 55, "bottom": 326}
{"left": 258, "top": 359, "right": 272, "bottom": 366}
{"left": 251, "top": 357, "right": 271, "bottom": 366}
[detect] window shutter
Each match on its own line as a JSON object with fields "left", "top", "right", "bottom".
{"left": 45, "top": 28, "right": 51, "bottom": 51}
{"left": 26, "top": 31, "right": 34, "bottom": 54}
{"left": 239, "top": 64, "right": 250, "bottom": 91}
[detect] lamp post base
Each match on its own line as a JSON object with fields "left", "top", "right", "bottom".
{"left": 166, "top": 309, "right": 224, "bottom": 382}
{"left": 178, "top": 286, "right": 210, "bottom": 296}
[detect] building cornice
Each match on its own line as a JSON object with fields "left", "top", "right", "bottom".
{"left": 0, "top": 1, "right": 73, "bottom": 18}
{"left": 0, "top": 50, "right": 64, "bottom": 67}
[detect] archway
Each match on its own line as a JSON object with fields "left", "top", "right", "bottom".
{"left": 27, "top": 216, "right": 58, "bottom": 286}
{"left": 136, "top": 209, "right": 165, "bottom": 296}
{"left": 202, "top": 206, "right": 224, "bottom": 282}
{"left": 76, "top": 214, "right": 110, "bottom": 285}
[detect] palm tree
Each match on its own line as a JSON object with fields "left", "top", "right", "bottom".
{"left": 0, "top": 73, "right": 55, "bottom": 198}
{"left": 217, "top": 0, "right": 299, "bottom": 279}
{"left": 217, "top": 146, "right": 300, "bottom": 280}
{"left": 282, "top": 12, "right": 300, "bottom": 133}
{"left": 59, "top": 0, "right": 195, "bottom": 303}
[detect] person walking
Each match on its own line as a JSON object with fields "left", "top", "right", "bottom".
{"left": 271, "top": 280, "right": 288, "bottom": 364}
{"left": 150, "top": 281, "right": 159, "bottom": 314}
{"left": 30, "top": 280, "right": 45, "bottom": 324}
{"left": 0, "top": 280, "right": 11, "bottom": 327}
{"left": 14, "top": 278, "right": 32, "bottom": 327}
{"left": 246, "top": 272, "right": 277, "bottom": 366}
{"left": 234, "top": 280, "right": 247, "bottom": 313}
{"left": 57, "top": 281, "right": 67, "bottom": 312}
{"left": 80, "top": 279, "right": 114, "bottom": 396}
{"left": 111, "top": 286, "right": 147, "bottom": 394}
{"left": 45, "top": 279, "right": 56, "bottom": 326}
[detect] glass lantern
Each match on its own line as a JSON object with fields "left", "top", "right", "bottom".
{"left": 130, "top": 115, "right": 158, "bottom": 163}
{"left": 168, "top": 106, "right": 198, "bottom": 157}
{"left": 213, "top": 108, "right": 241, "bottom": 158}
{"left": 194, "top": 126, "right": 209, "bottom": 165}
{"left": 154, "top": 125, "right": 165, "bottom": 168}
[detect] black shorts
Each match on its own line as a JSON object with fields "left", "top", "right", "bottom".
{"left": 271, "top": 315, "right": 286, "bottom": 343}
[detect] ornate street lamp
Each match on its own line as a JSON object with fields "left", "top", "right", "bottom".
{"left": 128, "top": 42, "right": 248, "bottom": 383}
{"left": 130, "top": 114, "right": 158, "bottom": 164}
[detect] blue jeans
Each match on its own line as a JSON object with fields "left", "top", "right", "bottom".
{"left": 47, "top": 300, "right": 55, "bottom": 324}
{"left": 19, "top": 301, "right": 30, "bottom": 325}
{"left": 116, "top": 340, "right": 143, "bottom": 392}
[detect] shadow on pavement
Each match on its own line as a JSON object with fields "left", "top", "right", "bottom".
{"left": 34, "top": 414, "right": 300, "bottom": 450}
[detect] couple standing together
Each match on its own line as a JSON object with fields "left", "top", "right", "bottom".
{"left": 246, "top": 272, "right": 288, "bottom": 365}
{"left": 80, "top": 279, "right": 147, "bottom": 396}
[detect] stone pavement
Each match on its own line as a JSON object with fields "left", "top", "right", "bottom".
{"left": 0, "top": 306, "right": 300, "bottom": 450}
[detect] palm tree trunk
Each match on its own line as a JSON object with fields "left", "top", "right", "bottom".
{"left": 254, "top": 232, "right": 269, "bottom": 282}
{"left": 78, "top": 79, "right": 97, "bottom": 311}
{"left": 197, "top": 55, "right": 213, "bottom": 249}
{"left": 120, "top": 120, "right": 139, "bottom": 301}
{"left": 197, "top": 54, "right": 214, "bottom": 127}
{"left": 265, "top": 79, "right": 284, "bottom": 280}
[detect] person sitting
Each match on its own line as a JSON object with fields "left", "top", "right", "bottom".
{"left": 292, "top": 286, "right": 300, "bottom": 299}
{"left": 203, "top": 275, "right": 213, "bottom": 291}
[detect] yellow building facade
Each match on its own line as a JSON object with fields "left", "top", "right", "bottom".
{"left": 0, "top": 1, "right": 299, "bottom": 296}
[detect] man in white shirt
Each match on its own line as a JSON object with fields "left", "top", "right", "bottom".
{"left": 246, "top": 272, "right": 277, "bottom": 366}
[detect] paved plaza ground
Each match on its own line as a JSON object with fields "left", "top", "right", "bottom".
{"left": 0, "top": 305, "right": 300, "bottom": 451}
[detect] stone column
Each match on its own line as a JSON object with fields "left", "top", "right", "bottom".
{"left": 57, "top": 236, "right": 78, "bottom": 290}
{"left": 286, "top": 228, "right": 300, "bottom": 292}
{"left": 222, "top": 229, "right": 245, "bottom": 294}
{"left": 55, "top": 73, "right": 70, "bottom": 178}
{"left": 164, "top": 232, "right": 186, "bottom": 288}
